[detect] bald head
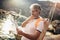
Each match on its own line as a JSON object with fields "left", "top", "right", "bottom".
{"left": 30, "top": 3, "right": 41, "bottom": 10}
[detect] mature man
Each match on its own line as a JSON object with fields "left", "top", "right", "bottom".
{"left": 16, "top": 3, "right": 49, "bottom": 40}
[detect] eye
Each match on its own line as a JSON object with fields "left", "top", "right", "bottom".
{"left": 32, "top": 10, "right": 35, "bottom": 13}
{"left": 35, "top": 10, "right": 38, "bottom": 12}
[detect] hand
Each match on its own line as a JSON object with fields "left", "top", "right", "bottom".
{"left": 44, "top": 18, "right": 49, "bottom": 30}
{"left": 16, "top": 28, "right": 23, "bottom": 35}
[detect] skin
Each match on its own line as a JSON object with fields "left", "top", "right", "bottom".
{"left": 16, "top": 8, "right": 46, "bottom": 40}
{"left": 31, "top": 8, "right": 40, "bottom": 19}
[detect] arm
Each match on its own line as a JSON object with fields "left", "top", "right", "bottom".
{"left": 21, "top": 18, "right": 30, "bottom": 27}
{"left": 16, "top": 28, "right": 41, "bottom": 40}
{"left": 16, "top": 21, "right": 44, "bottom": 40}
{"left": 21, "top": 15, "right": 34, "bottom": 27}
{"left": 38, "top": 19, "right": 49, "bottom": 40}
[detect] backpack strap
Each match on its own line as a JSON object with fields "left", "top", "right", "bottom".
{"left": 37, "top": 19, "right": 48, "bottom": 40}
{"left": 35, "top": 17, "right": 47, "bottom": 40}
{"left": 35, "top": 18, "right": 43, "bottom": 27}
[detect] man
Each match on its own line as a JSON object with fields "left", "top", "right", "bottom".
{"left": 16, "top": 3, "right": 49, "bottom": 40}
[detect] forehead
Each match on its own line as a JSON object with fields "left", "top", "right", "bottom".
{"left": 31, "top": 8, "right": 41, "bottom": 11}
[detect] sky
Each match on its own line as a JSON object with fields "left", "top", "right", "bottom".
{"left": 38, "top": 0, "right": 60, "bottom": 3}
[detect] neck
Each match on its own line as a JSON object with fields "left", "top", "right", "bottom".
{"left": 34, "top": 16, "right": 39, "bottom": 19}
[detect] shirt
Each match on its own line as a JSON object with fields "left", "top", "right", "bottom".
{"left": 21, "top": 17, "right": 44, "bottom": 40}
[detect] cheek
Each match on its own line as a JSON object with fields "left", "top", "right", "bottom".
{"left": 31, "top": 10, "right": 40, "bottom": 15}
{"left": 31, "top": 11, "right": 35, "bottom": 15}
{"left": 32, "top": 12, "right": 39, "bottom": 15}
{"left": 35, "top": 12, "right": 40, "bottom": 15}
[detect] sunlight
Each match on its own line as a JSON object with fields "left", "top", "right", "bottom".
{"left": 2, "top": 15, "right": 17, "bottom": 35}
{"left": 50, "top": 0, "right": 60, "bottom": 3}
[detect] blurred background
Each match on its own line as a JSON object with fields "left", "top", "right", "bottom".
{"left": 0, "top": 0, "right": 60, "bottom": 40}
{"left": 0, "top": 0, "right": 60, "bottom": 20}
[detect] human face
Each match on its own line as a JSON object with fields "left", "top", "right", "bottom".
{"left": 31, "top": 8, "right": 41, "bottom": 18}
